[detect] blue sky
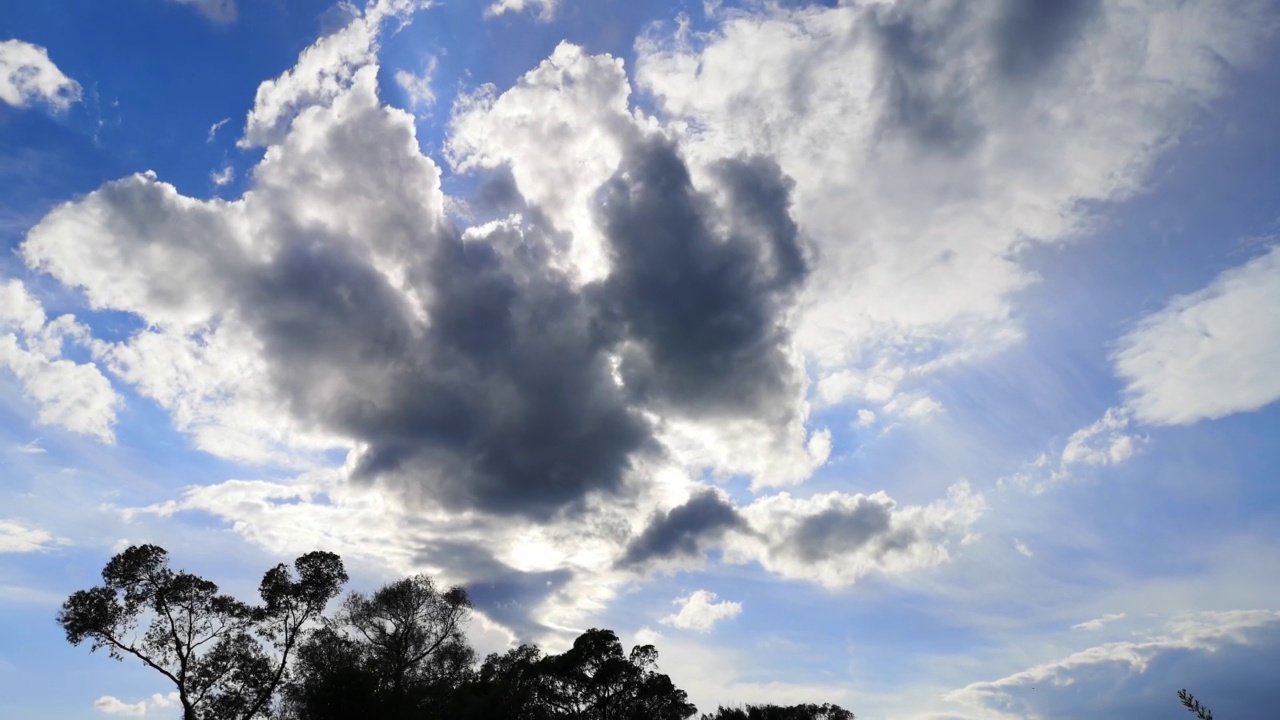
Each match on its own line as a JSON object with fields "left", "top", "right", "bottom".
{"left": 2, "top": 0, "right": 1279, "bottom": 718}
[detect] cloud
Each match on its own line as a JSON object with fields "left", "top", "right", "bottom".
{"left": 94, "top": 692, "right": 179, "bottom": 716}
{"left": 447, "top": 41, "right": 637, "bottom": 282}
{"left": 660, "top": 590, "right": 742, "bottom": 633}
{"left": 951, "top": 611, "right": 1280, "bottom": 720}
{"left": 1013, "top": 539, "right": 1032, "bottom": 558}
{"left": 164, "top": 0, "right": 237, "bottom": 24}
{"left": 1073, "top": 612, "right": 1125, "bottom": 631}
{"left": 0, "top": 280, "right": 121, "bottom": 442}
{"left": 416, "top": 540, "right": 574, "bottom": 640}
{"left": 0, "top": 518, "right": 67, "bottom": 553}
{"left": 206, "top": 117, "right": 229, "bottom": 142}
{"left": 94, "top": 697, "right": 144, "bottom": 716}
{"left": 16, "top": 0, "right": 1269, "bottom": 650}
{"left": 209, "top": 165, "right": 234, "bottom": 186}
{"left": 989, "top": 0, "right": 1102, "bottom": 82}
{"left": 727, "top": 481, "right": 985, "bottom": 588}
{"left": 636, "top": 0, "right": 1273, "bottom": 410}
{"left": 1001, "top": 407, "right": 1143, "bottom": 492}
{"left": 121, "top": 468, "right": 643, "bottom": 640}
{"left": 592, "top": 138, "right": 809, "bottom": 426}
{"left": 1061, "top": 407, "right": 1140, "bottom": 467}
{"left": 395, "top": 55, "right": 438, "bottom": 111}
{"left": 620, "top": 489, "right": 743, "bottom": 567}
{"left": 23, "top": 19, "right": 823, "bottom": 520}
{"left": 484, "top": 0, "right": 557, "bottom": 22}
{"left": 0, "top": 39, "right": 81, "bottom": 111}
{"left": 238, "top": 0, "right": 431, "bottom": 148}
{"left": 1115, "top": 245, "right": 1280, "bottom": 425}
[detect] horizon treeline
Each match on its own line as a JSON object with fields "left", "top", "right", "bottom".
{"left": 56, "top": 545, "right": 855, "bottom": 720}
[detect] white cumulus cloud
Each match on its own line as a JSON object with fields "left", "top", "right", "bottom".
{"left": 0, "top": 39, "right": 81, "bottom": 111}
{"left": 1115, "top": 245, "right": 1280, "bottom": 425}
{"left": 660, "top": 590, "right": 743, "bottom": 632}
{"left": 0, "top": 280, "right": 121, "bottom": 442}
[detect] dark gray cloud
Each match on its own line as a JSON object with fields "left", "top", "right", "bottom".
{"left": 787, "top": 498, "right": 918, "bottom": 562}
{"left": 418, "top": 541, "right": 573, "bottom": 642}
{"left": 619, "top": 490, "right": 744, "bottom": 566}
{"left": 867, "top": 0, "right": 1103, "bottom": 154}
{"left": 591, "top": 137, "right": 808, "bottom": 422}
{"left": 992, "top": 0, "right": 1102, "bottom": 81}
{"left": 217, "top": 136, "right": 805, "bottom": 519}
{"left": 241, "top": 220, "right": 652, "bottom": 519}
{"left": 867, "top": 1, "right": 983, "bottom": 154}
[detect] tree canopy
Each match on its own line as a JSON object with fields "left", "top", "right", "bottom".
{"left": 59, "top": 545, "right": 854, "bottom": 720}
{"left": 57, "top": 544, "right": 347, "bottom": 720}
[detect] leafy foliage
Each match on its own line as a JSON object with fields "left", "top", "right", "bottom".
{"left": 439, "top": 629, "right": 696, "bottom": 720}
{"left": 57, "top": 545, "right": 347, "bottom": 720}
{"left": 280, "top": 574, "right": 475, "bottom": 719}
{"left": 61, "top": 546, "right": 851, "bottom": 720}
{"left": 700, "top": 704, "right": 854, "bottom": 720}
{"left": 1178, "top": 689, "right": 1216, "bottom": 720}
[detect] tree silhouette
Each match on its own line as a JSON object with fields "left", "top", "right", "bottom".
{"left": 57, "top": 545, "right": 347, "bottom": 720}
{"left": 700, "top": 703, "right": 854, "bottom": 720}
{"left": 281, "top": 574, "right": 474, "bottom": 719}
{"left": 60, "top": 547, "right": 852, "bottom": 720}
{"left": 1178, "top": 689, "right": 1216, "bottom": 720}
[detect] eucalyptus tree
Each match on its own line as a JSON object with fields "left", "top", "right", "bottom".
{"left": 57, "top": 544, "right": 347, "bottom": 720}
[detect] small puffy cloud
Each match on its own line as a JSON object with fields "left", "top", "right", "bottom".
{"left": 484, "top": 0, "right": 557, "bottom": 21}
{"left": 1115, "top": 245, "right": 1280, "bottom": 425}
{"left": 620, "top": 490, "right": 743, "bottom": 567}
{"left": 94, "top": 697, "right": 144, "bottom": 716}
{"left": 852, "top": 409, "right": 876, "bottom": 429}
{"left": 1061, "top": 407, "right": 1140, "bottom": 467}
{"left": 660, "top": 590, "right": 742, "bottom": 633}
{"left": 951, "top": 611, "right": 1280, "bottom": 720}
{"left": 94, "top": 692, "right": 179, "bottom": 716}
{"left": 1002, "top": 407, "right": 1142, "bottom": 492}
{"left": 210, "top": 165, "right": 234, "bottom": 186}
{"left": 884, "top": 394, "right": 944, "bottom": 421}
{"left": 165, "top": 0, "right": 237, "bottom": 24}
{"left": 0, "top": 519, "right": 67, "bottom": 553}
{"left": 1073, "top": 612, "right": 1125, "bottom": 631}
{"left": 0, "top": 39, "right": 81, "bottom": 111}
{"left": 727, "top": 481, "right": 984, "bottom": 587}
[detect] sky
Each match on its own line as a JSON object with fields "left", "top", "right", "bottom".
{"left": 1, "top": 0, "right": 1279, "bottom": 718}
